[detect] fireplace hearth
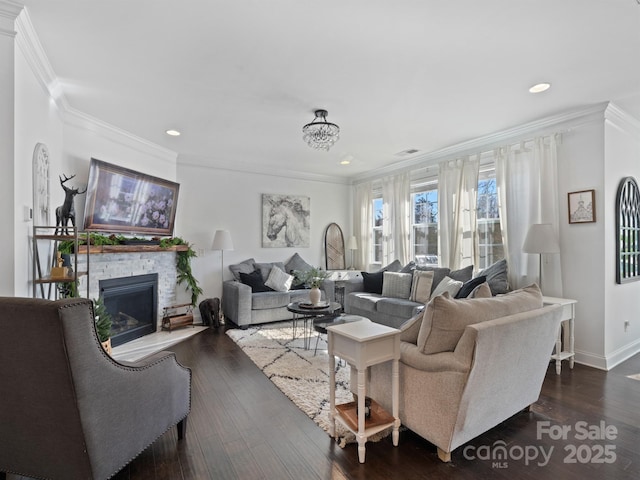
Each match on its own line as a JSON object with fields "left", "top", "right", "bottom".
{"left": 100, "top": 273, "right": 158, "bottom": 347}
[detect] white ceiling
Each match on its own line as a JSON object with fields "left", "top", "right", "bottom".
{"left": 20, "top": 0, "right": 640, "bottom": 181}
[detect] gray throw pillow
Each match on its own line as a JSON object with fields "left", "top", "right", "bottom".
{"left": 477, "top": 258, "right": 509, "bottom": 295}
{"left": 285, "top": 252, "right": 313, "bottom": 275}
{"left": 228, "top": 258, "right": 256, "bottom": 281}
{"left": 449, "top": 265, "right": 473, "bottom": 283}
{"left": 377, "top": 259, "right": 402, "bottom": 273}
{"left": 381, "top": 272, "right": 413, "bottom": 299}
{"left": 254, "top": 261, "right": 286, "bottom": 282}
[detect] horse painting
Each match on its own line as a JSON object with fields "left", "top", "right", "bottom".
{"left": 262, "top": 194, "right": 310, "bottom": 247}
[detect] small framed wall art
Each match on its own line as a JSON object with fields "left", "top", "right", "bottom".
{"left": 568, "top": 189, "right": 596, "bottom": 224}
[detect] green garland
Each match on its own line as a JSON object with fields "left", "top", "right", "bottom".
{"left": 58, "top": 233, "right": 203, "bottom": 305}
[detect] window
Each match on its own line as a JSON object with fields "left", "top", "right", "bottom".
{"left": 616, "top": 176, "right": 640, "bottom": 284}
{"left": 372, "top": 197, "right": 383, "bottom": 264}
{"left": 477, "top": 173, "right": 503, "bottom": 270}
{"left": 412, "top": 189, "right": 438, "bottom": 265}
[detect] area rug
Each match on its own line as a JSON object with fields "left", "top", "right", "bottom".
{"left": 627, "top": 373, "right": 640, "bottom": 381}
{"left": 226, "top": 321, "right": 393, "bottom": 446}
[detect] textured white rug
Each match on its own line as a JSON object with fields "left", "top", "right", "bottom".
{"left": 627, "top": 373, "right": 640, "bottom": 381}
{"left": 226, "top": 321, "right": 392, "bottom": 446}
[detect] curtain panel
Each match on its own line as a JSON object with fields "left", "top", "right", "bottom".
{"left": 353, "top": 181, "right": 372, "bottom": 270}
{"left": 382, "top": 172, "right": 411, "bottom": 266}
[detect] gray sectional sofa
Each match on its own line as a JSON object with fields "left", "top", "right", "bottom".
{"left": 344, "top": 259, "right": 508, "bottom": 328}
{"left": 222, "top": 254, "right": 335, "bottom": 328}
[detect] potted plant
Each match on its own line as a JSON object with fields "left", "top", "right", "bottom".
{"left": 293, "top": 267, "right": 328, "bottom": 305}
{"left": 93, "top": 296, "right": 113, "bottom": 354}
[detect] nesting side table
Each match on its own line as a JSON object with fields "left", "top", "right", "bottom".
{"left": 543, "top": 296, "right": 577, "bottom": 374}
{"left": 327, "top": 319, "right": 401, "bottom": 463}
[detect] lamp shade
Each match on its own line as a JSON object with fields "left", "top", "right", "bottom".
{"left": 212, "top": 230, "right": 234, "bottom": 251}
{"left": 347, "top": 235, "right": 358, "bottom": 250}
{"left": 522, "top": 224, "right": 559, "bottom": 254}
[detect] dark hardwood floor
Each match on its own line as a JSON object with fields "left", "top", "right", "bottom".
{"left": 10, "top": 326, "right": 640, "bottom": 480}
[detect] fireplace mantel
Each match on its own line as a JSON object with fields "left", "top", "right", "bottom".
{"left": 78, "top": 244, "right": 189, "bottom": 254}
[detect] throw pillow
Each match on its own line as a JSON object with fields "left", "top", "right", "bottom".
{"left": 381, "top": 272, "right": 413, "bottom": 299}
{"left": 361, "top": 271, "right": 384, "bottom": 294}
{"left": 477, "top": 258, "right": 509, "bottom": 295}
{"left": 417, "top": 283, "right": 543, "bottom": 354}
{"left": 414, "top": 266, "right": 451, "bottom": 293}
{"left": 400, "top": 261, "right": 416, "bottom": 273}
{"left": 239, "top": 270, "right": 273, "bottom": 293}
{"left": 285, "top": 252, "right": 313, "bottom": 275}
{"left": 410, "top": 270, "right": 435, "bottom": 303}
{"left": 429, "top": 276, "right": 463, "bottom": 300}
{"left": 228, "top": 258, "right": 256, "bottom": 281}
{"left": 254, "top": 261, "right": 286, "bottom": 282}
{"left": 377, "top": 259, "right": 402, "bottom": 273}
{"left": 455, "top": 275, "right": 487, "bottom": 299}
{"left": 264, "top": 266, "right": 294, "bottom": 292}
{"left": 470, "top": 282, "right": 492, "bottom": 298}
{"left": 449, "top": 265, "right": 473, "bottom": 283}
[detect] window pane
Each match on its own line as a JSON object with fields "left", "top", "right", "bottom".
{"left": 412, "top": 189, "right": 438, "bottom": 262}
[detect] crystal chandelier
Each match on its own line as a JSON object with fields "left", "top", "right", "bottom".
{"left": 302, "top": 109, "right": 340, "bottom": 151}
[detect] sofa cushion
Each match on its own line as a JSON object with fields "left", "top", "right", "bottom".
{"left": 429, "top": 276, "right": 463, "bottom": 300}
{"left": 477, "top": 258, "right": 509, "bottom": 295}
{"left": 229, "top": 258, "right": 256, "bottom": 281}
{"left": 449, "top": 265, "right": 473, "bottom": 283}
{"left": 455, "top": 275, "right": 487, "bottom": 298}
{"left": 418, "top": 283, "right": 543, "bottom": 354}
{"left": 377, "top": 297, "right": 423, "bottom": 319}
{"left": 348, "top": 292, "right": 384, "bottom": 313}
{"left": 285, "top": 252, "right": 313, "bottom": 275}
{"left": 381, "top": 272, "right": 413, "bottom": 299}
{"left": 410, "top": 270, "right": 434, "bottom": 303}
{"left": 254, "top": 261, "right": 286, "bottom": 282}
{"left": 414, "top": 266, "right": 451, "bottom": 293}
{"left": 239, "top": 270, "right": 273, "bottom": 293}
{"left": 264, "top": 266, "right": 293, "bottom": 292}
{"left": 361, "top": 271, "right": 384, "bottom": 294}
{"left": 251, "top": 291, "right": 291, "bottom": 310}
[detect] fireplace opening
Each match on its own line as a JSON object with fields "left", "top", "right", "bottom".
{"left": 100, "top": 273, "right": 158, "bottom": 347}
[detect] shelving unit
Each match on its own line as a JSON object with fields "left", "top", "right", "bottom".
{"left": 32, "top": 225, "right": 90, "bottom": 299}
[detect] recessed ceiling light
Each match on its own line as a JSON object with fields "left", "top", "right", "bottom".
{"left": 340, "top": 154, "right": 354, "bottom": 165}
{"left": 165, "top": 129, "right": 181, "bottom": 136}
{"left": 529, "top": 83, "right": 551, "bottom": 94}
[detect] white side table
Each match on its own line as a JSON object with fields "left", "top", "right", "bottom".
{"left": 543, "top": 296, "right": 577, "bottom": 375}
{"left": 326, "top": 319, "right": 400, "bottom": 463}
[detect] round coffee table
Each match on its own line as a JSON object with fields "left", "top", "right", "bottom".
{"left": 312, "top": 314, "right": 368, "bottom": 355}
{"left": 287, "top": 301, "right": 341, "bottom": 349}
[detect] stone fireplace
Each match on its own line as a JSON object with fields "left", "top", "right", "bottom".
{"left": 76, "top": 249, "right": 180, "bottom": 345}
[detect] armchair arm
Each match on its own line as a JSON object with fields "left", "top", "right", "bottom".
{"left": 399, "top": 342, "right": 472, "bottom": 374}
{"left": 320, "top": 278, "right": 335, "bottom": 304}
{"left": 223, "top": 280, "right": 252, "bottom": 326}
{"left": 343, "top": 277, "right": 365, "bottom": 296}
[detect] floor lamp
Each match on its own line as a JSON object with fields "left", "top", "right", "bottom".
{"left": 212, "top": 229, "right": 234, "bottom": 323}
{"left": 347, "top": 236, "right": 358, "bottom": 270}
{"left": 523, "top": 223, "right": 559, "bottom": 294}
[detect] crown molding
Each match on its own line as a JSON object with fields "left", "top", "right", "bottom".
{"left": 351, "top": 103, "right": 610, "bottom": 184}
{"left": 178, "top": 155, "right": 352, "bottom": 185}
{"left": 605, "top": 102, "right": 640, "bottom": 136}
{"left": 0, "top": 0, "right": 22, "bottom": 37}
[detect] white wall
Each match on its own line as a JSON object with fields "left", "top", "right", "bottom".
{"left": 603, "top": 104, "right": 640, "bottom": 368}
{"left": 556, "top": 114, "right": 607, "bottom": 367}
{"left": 176, "top": 162, "right": 352, "bottom": 302}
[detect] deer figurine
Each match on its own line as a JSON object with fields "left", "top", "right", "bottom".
{"left": 55, "top": 174, "right": 87, "bottom": 235}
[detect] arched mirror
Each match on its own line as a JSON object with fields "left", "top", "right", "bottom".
{"left": 325, "top": 223, "right": 345, "bottom": 270}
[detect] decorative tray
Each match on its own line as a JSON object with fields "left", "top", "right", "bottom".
{"left": 298, "top": 302, "right": 330, "bottom": 309}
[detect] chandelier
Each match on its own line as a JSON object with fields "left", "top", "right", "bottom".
{"left": 302, "top": 109, "right": 340, "bottom": 151}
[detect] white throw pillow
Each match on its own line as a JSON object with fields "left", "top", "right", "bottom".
{"left": 429, "top": 275, "right": 463, "bottom": 300}
{"left": 264, "top": 266, "right": 294, "bottom": 292}
{"left": 381, "top": 271, "right": 413, "bottom": 299}
{"left": 410, "top": 270, "right": 434, "bottom": 303}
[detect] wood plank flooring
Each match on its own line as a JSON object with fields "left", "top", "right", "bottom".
{"left": 8, "top": 326, "right": 640, "bottom": 479}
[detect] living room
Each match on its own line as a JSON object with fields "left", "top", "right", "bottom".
{"left": 1, "top": 1, "right": 640, "bottom": 478}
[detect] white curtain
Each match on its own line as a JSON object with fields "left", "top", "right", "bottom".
{"left": 495, "top": 135, "right": 563, "bottom": 295}
{"left": 353, "top": 181, "right": 372, "bottom": 271}
{"left": 438, "top": 156, "right": 480, "bottom": 269}
{"left": 382, "top": 172, "right": 411, "bottom": 266}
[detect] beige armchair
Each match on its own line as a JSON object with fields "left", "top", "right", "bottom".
{"left": 0, "top": 297, "right": 191, "bottom": 480}
{"left": 364, "top": 285, "right": 562, "bottom": 462}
